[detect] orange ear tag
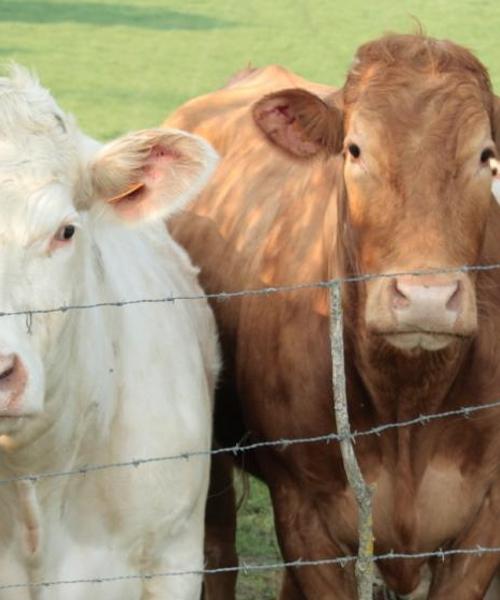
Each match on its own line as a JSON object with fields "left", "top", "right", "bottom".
{"left": 107, "top": 182, "right": 145, "bottom": 204}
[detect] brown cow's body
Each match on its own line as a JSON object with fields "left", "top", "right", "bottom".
{"left": 168, "top": 37, "right": 500, "bottom": 598}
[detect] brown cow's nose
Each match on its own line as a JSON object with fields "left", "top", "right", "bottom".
{"left": 390, "top": 275, "right": 463, "bottom": 331}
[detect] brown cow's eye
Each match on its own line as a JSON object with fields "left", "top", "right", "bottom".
{"left": 348, "top": 143, "right": 361, "bottom": 159}
{"left": 480, "top": 148, "right": 495, "bottom": 164}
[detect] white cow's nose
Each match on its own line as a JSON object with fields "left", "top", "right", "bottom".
{"left": 0, "top": 353, "right": 27, "bottom": 413}
{"left": 0, "top": 354, "right": 16, "bottom": 380}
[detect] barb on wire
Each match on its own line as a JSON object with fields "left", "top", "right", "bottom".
{"left": 1, "top": 399, "right": 500, "bottom": 487}
{"left": 1, "top": 262, "right": 500, "bottom": 318}
{"left": 2, "top": 545, "right": 500, "bottom": 591}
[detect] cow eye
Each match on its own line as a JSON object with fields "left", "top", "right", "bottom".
{"left": 348, "top": 143, "right": 361, "bottom": 159}
{"left": 55, "top": 224, "right": 76, "bottom": 242}
{"left": 480, "top": 148, "right": 495, "bottom": 165}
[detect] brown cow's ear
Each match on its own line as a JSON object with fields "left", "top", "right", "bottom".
{"left": 252, "top": 88, "right": 343, "bottom": 159}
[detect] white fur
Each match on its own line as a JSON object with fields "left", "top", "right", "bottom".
{"left": 492, "top": 178, "right": 500, "bottom": 204}
{"left": 491, "top": 157, "right": 500, "bottom": 204}
{"left": 0, "top": 66, "right": 219, "bottom": 599}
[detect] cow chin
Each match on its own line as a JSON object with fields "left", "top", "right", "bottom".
{"left": 0, "top": 415, "right": 29, "bottom": 436}
{"left": 382, "top": 331, "right": 462, "bottom": 352}
{"left": 0, "top": 393, "right": 43, "bottom": 435}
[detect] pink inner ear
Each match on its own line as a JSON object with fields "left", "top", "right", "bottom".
{"left": 274, "top": 104, "right": 296, "bottom": 124}
{"left": 275, "top": 105, "right": 294, "bottom": 124}
{"left": 256, "top": 103, "right": 294, "bottom": 130}
{"left": 144, "top": 144, "right": 181, "bottom": 181}
{"left": 259, "top": 104, "right": 317, "bottom": 157}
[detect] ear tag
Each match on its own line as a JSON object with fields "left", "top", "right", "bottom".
{"left": 107, "top": 182, "right": 145, "bottom": 204}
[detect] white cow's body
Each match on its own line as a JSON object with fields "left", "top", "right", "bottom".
{"left": 0, "top": 68, "right": 219, "bottom": 599}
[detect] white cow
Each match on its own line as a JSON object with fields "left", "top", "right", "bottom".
{"left": 0, "top": 66, "right": 219, "bottom": 599}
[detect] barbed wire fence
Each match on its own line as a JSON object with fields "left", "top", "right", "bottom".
{"left": 2, "top": 262, "right": 500, "bottom": 596}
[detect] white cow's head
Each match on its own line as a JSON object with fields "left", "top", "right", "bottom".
{"left": 0, "top": 66, "right": 217, "bottom": 437}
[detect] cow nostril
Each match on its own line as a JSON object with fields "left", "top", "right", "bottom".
{"left": 0, "top": 355, "right": 16, "bottom": 382}
{"left": 391, "top": 279, "right": 410, "bottom": 309}
{"left": 446, "top": 281, "right": 462, "bottom": 312}
{"left": 0, "top": 366, "right": 14, "bottom": 381}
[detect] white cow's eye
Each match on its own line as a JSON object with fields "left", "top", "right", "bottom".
{"left": 54, "top": 224, "right": 76, "bottom": 242}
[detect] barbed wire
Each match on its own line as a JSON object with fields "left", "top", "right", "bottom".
{"left": 2, "top": 398, "right": 499, "bottom": 487}
{"left": 2, "top": 545, "right": 500, "bottom": 591}
{"left": 2, "top": 261, "right": 500, "bottom": 318}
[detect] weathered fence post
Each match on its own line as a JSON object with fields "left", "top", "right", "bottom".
{"left": 329, "top": 280, "right": 374, "bottom": 599}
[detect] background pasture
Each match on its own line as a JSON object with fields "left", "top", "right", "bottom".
{"left": 0, "top": 0, "right": 499, "bottom": 597}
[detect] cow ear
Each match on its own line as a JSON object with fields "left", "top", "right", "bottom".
{"left": 89, "top": 128, "right": 218, "bottom": 223}
{"left": 252, "top": 88, "right": 343, "bottom": 159}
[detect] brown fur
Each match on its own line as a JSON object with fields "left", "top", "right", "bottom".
{"left": 201, "top": 452, "right": 238, "bottom": 599}
{"left": 167, "top": 35, "right": 500, "bottom": 598}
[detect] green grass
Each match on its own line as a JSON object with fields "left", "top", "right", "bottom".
{"left": 1, "top": 0, "right": 500, "bottom": 141}
{"left": 235, "top": 476, "right": 282, "bottom": 599}
{"left": 1, "top": 1, "right": 500, "bottom": 597}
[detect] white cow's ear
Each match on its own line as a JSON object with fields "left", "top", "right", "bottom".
{"left": 89, "top": 128, "right": 218, "bottom": 222}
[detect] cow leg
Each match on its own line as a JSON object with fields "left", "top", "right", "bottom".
{"left": 202, "top": 452, "right": 238, "bottom": 600}
{"left": 270, "top": 481, "right": 357, "bottom": 600}
{"left": 428, "top": 481, "right": 500, "bottom": 599}
{"left": 138, "top": 499, "right": 206, "bottom": 600}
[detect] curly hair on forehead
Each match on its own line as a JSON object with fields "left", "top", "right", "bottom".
{"left": 351, "top": 34, "right": 491, "bottom": 89}
{"left": 342, "top": 33, "right": 494, "bottom": 123}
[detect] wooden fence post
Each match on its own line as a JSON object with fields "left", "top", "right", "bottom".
{"left": 329, "top": 281, "right": 374, "bottom": 599}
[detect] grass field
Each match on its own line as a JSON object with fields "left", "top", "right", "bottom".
{"left": 1, "top": 0, "right": 500, "bottom": 141}
{"left": 1, "top": 1, "right": 500, "bottom": 598}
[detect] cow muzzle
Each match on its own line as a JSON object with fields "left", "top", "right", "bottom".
{"left": 365, "top": 273, "right": 477, "bottom": 351}
{"left": 0, "top": 353, "right": 28, "bottom": 416}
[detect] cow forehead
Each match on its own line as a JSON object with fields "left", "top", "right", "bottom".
{"left": 346, "top": 35, "right": 492, "bottom": 98}
{"left": 0, "top": 68, "right": 83, "bottom": 241}
{"left": 348, "top": 99, "right": 491, "bottom": 154}
{"left": 347, "top": 78, "right": 489, "bottom": 134}
{"left": 345, "top": 79, "right": 492, "bottom": 181}
{"left": 343, "top": 36, "right": 493, "bottom": 149}
{"left": 0, "top": 142, "right": 79, "bottom": 188}
{"left": 0, "top": 177, "right": 77, "bottom": 244}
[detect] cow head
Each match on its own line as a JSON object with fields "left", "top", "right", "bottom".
{"left": 0, "top": 66, "right": 217, "bottom": 435}
{"left": 253, "top": 35, "right": 500, "bottom": 353}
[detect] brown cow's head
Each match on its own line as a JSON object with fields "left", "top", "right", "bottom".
{"left": 253, "top": 34, "right": 500, "bottom": 353}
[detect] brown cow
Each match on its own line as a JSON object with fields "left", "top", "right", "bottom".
{"left": 167, "top": 35, "right": 500, "bottom": 598}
